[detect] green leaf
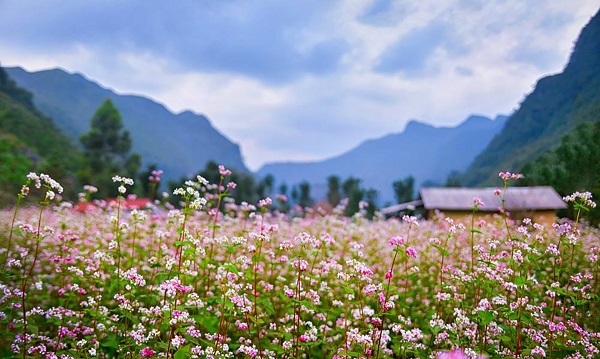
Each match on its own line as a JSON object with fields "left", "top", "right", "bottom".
{"left": 222, "top": 263, "right": 239, "bottom": 275}
{"left": 477, "top": 310, "right": 495, "bottom": 325}
{"left": 258, "top": 297, "right": 275, "bottom": 315}
{"left": 29, "top": 324, "right": 39, "bottom": 335}
{"left": 431, "top": 244, "right": 449, "bottom": 256}
{"left": 499, "top": 335, "right": 513, "bottom": 345}
{"left": 174, "top": 345, "right": 190, "bottom": 359}
{"left": 11, "top": 228, "right": 24, "bottom": 237}
{"left": 101, "top": 336, "right": 120, "bottom": 350}
{"left": 341, "top": 284, "right": 355, "bottom": 295}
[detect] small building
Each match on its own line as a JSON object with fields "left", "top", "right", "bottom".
{"left": 418, "top": 186, "right": 567, "bottom": 226}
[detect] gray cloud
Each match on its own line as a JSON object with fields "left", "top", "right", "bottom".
{"left": 358, "top": 0, "right": 398, "bottom": 27}
{"left": 0, "top": 0, "right": 348, "bottom": 84}
{"left": 374, "top": 21, "right": 454, "bottom": 75}
{"left": 1, "top": 0, "right": 597, "bottom": 170}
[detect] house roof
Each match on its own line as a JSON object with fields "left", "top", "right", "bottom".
{"left": 419, "top": 186, "right": 567, "bottom": 211}
{"left": 379, "top": 200, "right": 423, "bottom": 215}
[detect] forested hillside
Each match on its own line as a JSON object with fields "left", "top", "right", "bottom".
{"left": 520, "top": 120, "right": 600, "bottom": 225}
{"left": 5, "top": 67, "right": 249, "bottom": 186}
{"left": 0, "top": 66, "right": 81, "bottom": 204}
{"left": 461, "top": 10, "right": 600, "bottom": 186}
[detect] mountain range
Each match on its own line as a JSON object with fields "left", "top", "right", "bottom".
{"left": 2, "top": 8, "right": 598, "bottom": 205}
{"left": 257, "top": 115, "right": 507, "bottom": 204}
{"left": 5, "top": 66, "right": 507, "bottom": 203}
{"left": 4, "top": 67, "right": 249, "bottom": 186}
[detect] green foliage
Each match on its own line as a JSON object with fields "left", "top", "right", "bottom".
{"left": 0, "top": 66, "right": 34, "bottom": 110}
{"left": 297, "top": 181, "right": 313, "bottom": 209}
{"left": 444, "top": 170, "right": 462, "bottom": 187}
{"left": 326, "top": 175, "right": 342, "bottom": 207}
{"left": 342, "top": 177, "right": 362, "bottom": 216}
{"left": 0, "top": 67, "right": 81, "bottom": 203}
{"left": 0, "top": 133, "right": 34, "bottom": 204}
{"left": 462, "top": 11, "right": 600, "bottom": 186}
{"left": 393, "top": 175, "right": 415, "bottom": 204}
{"left": 79, "top": 99, "right": 141, "bottom": 197}
{"left": 256, "top": 174, "right": 274, "bottom": 199}
{"left": 520, "top": 120, "right": 600, "bottom": 225}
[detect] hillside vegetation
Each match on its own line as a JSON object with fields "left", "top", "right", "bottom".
{"left": 462, "top": 10, "right": 600, "bottom": 186}
{"left": 0, "top": 67, "right": 81, "bottom": 204}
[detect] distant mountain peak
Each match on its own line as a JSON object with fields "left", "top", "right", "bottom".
{"left": 258, "top": 113, "right": 506, "bottom": 203}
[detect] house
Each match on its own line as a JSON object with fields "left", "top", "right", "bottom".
{"left": 421, "top": 186, "right": 567, "bottom": 226}
{"left": 382, "top": 186, "right": 567, "bottom": 226}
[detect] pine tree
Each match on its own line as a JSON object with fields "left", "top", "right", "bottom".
{"left": 79, "top": 99, "right": 140, "bottom": 197}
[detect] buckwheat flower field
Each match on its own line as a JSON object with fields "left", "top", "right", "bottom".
{"left": 0, "top": 170, "right": 598, "bottom": 358}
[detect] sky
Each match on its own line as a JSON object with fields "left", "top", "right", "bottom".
{"left": 0, "top": 1, "right": 598, "bottom": 171}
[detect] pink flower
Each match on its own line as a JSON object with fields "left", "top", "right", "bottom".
{"left": 405, "top": 247, "right": 417, "bottom": 259}
{"left": 389, "top": 236, "right": 406, "bottom": 247}
{"left": 258, "top": 197, "right": 272, "bottom": 208}
{"left": 473, "top": 197, "right": 484, "bottom": 208}
{"left": 219, "top": 165, "right": 232, "bottom": 176}
{"left": 499, "top": 171, "right": 524, "bottom": 181}
{"left": 141, "top": 347, "right": 155, "bottom": 357}
{"left": 437, "top": 349, "right": 486, "bottom": 359}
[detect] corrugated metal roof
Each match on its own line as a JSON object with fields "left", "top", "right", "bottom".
{"left": 380, "top": 200, "right": 423, "bottom": 215}
{"left": 419, "top": 186, "right": 567, "bottom": 211}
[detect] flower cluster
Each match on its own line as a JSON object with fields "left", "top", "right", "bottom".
{"left": 563, "top": 191, "right": 596, "bottom": 209}
{"left": 1, "top": 171, "right": 598, "bottom": 359}
{"left": 498, "top": 171, "right": 524, "bottom": 182}
{"left": 148, "top": 169, "right": 163, "bottom": 183}
{"left": 173, "top": 176, "right": 208, "bottom": 210}
{"left": 112, "top": 175, "right": 134, "bottom": 195}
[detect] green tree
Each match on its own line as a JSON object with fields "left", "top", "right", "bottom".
{"left": 276, "top": 182, "right": 291, "bottom": 213}
{"left": 342, "top": 177, "right": 363, "bottom": 217}
{"left": 230, "top": 171, "right": 257, "bottom": 205}
{"left": 257, "top": 174, "right": 274, "bottom": 199}
{"left": 291, "top": 185, "right": 299, "bottom": 205}
{"left": 521, "top": 120, "right": 600, "bottom": 225}
{"left": 298, "top": 181, "right": 313, "bottom": 209}
{"left": 364, "top": 188, "right": 379, "bottom": 219}
{"left": 393, "top": 176, "right": 415, "bottom": 204}
{"left": 445, "top": 171, "right": 462, "bottom": 187}
{"left": 326, "top": 175, "right": 342, "bottom": 207}
{"left": 79, "top": 99, "right": 141, "bottom": 197}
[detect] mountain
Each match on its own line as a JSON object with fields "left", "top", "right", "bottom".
{"left": 0, "top": 66, "right": 81, "bottom": 204}
{"left": 461, "top": 9, "right": 600, "bottom": 186}
{"left": 4, "top": 67, "right": 249, "bottom": 185}
{"left": 257, "top": 114, "right": 507, "bottom": 204}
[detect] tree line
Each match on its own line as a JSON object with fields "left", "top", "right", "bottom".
{"left": 77, "top": 99, "right": 424, "bottom": 219}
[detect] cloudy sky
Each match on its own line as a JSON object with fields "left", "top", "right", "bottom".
{"left": 1, "top": 1, "right": 598, "bottom": 171}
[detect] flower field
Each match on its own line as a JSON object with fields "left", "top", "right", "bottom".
{"left": 0, "top": 171, "right": 598, "bottom": 358}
